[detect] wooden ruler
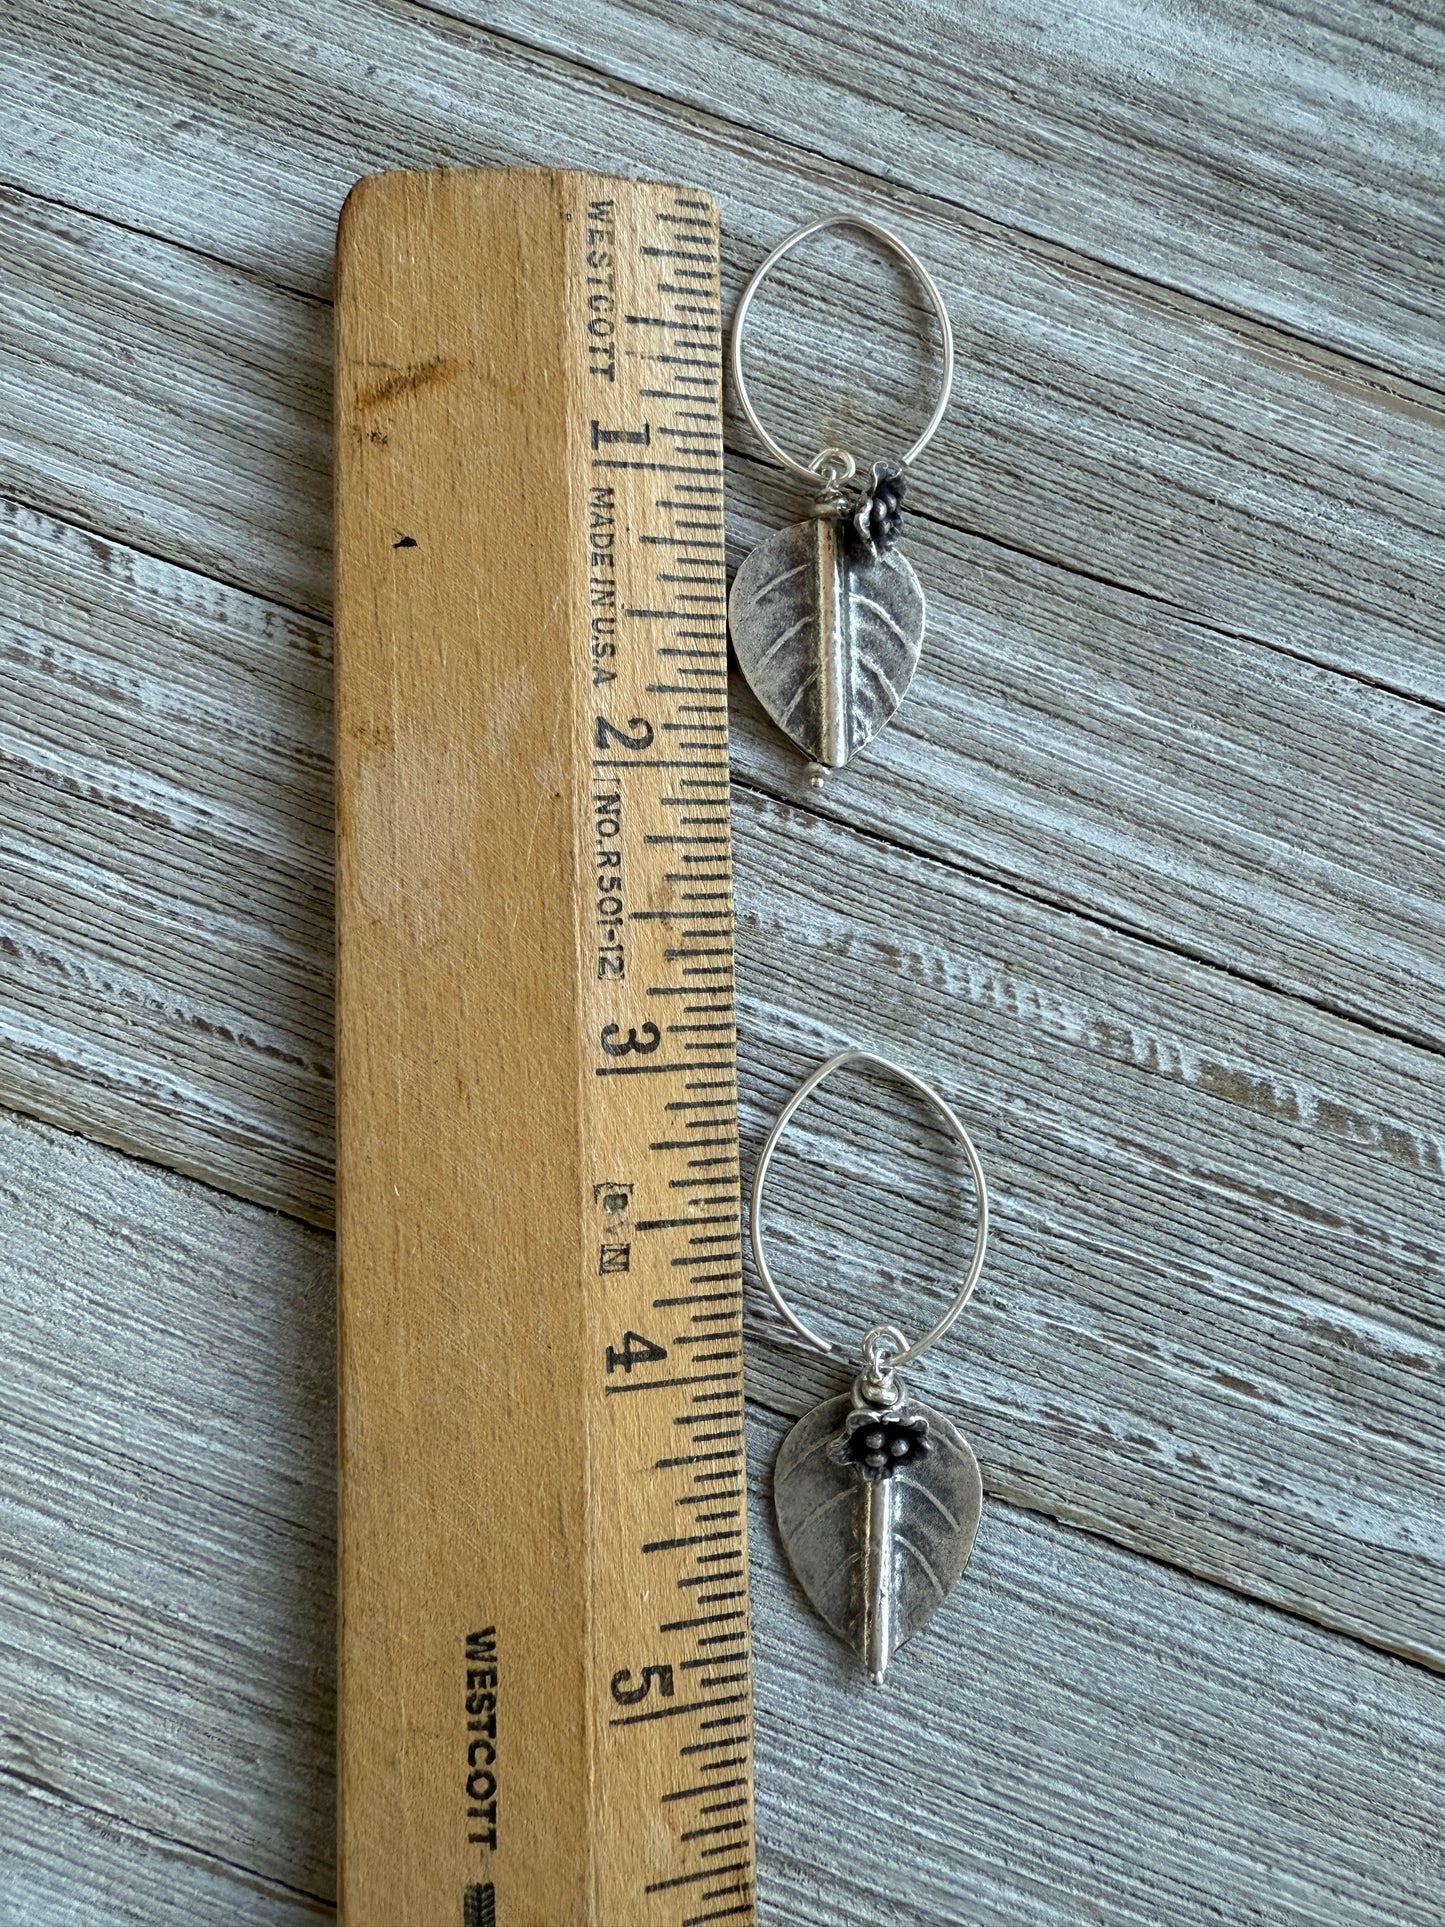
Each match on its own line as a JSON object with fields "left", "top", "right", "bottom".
{"left": 334, "top": 169, "right": 755, "bottom": 1927}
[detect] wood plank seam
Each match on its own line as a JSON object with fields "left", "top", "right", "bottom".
{"left": 10, "top": 395, "right": 1436, "bottom": 1059}
{"left": 8, "top": 365, "right": 1444, "bottom": 727}
{"left": 5, "top": 10, "right": 1438, "bottom": 687}
{"left": 3, "top": 474, "right": 1437, "bottom": 1139}
{"left": 727, "top": 444, "right": 1445, "bottom": 717}
{"left": 3, "top": 1080, "right": 1434, "bottom": 1676}
{"left": 406, "top": 0, "right": 1445, "bottom": 401}
{"left": 726, "top": 766, "right": 1445, "bottom": 1061}
{"left": 0, "top": 1772, "right": 336, "bottom": 1914}
{"left": 414, "top": 0, "right": 1445, "bottom": 390}
{"left": 0, "top": 152, "right": 1441, "bottom": 678}
{"left": 10, "top": 0, "right": 1441, "bottom": 395}
{"left": 6, "top": 1089, "right": 1443, "bottom": 1920}
{"left": 16, "top": 136, "right": 1443, "bottom": 699}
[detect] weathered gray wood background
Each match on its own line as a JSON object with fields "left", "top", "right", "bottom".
{"left": 2, "top": 2, "right": 1443, "bottom": 1921}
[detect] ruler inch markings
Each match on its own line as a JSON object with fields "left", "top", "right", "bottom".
{"left": 336, "top": 171, "right": 752, "bottom": 1927}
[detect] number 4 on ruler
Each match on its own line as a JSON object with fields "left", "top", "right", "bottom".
{"left": 606, "top": 1330, "right": 668, "bottom": 1374}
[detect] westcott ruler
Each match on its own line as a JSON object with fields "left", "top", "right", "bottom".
{"left": 335, "top": 167, "right": 755, "bottom": 1927}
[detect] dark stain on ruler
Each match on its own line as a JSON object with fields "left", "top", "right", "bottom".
{"left": 354, "top": 355, "right": 458, "bottom": 410}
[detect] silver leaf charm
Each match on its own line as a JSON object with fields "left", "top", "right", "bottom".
{"left": 728, "top": 518, "right": 925, "bottom": 771}
{"left": 774, "top": 1393, "right": 983, "bottom": 1682}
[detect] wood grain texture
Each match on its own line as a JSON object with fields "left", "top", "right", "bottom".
{"left": 733, "top": 809, "right": 1445, "bottom": 1668}
{"left": 472, "top": 0, "right": 1445, "bottom": 390}
{"left": 4, "top": 0, "right": 1444, "bottom": 702}
{"left": 3, "top": 493, "right": 1442, "bottom": 1662}
{"left": 0, "top": 498, "right": 334, "bottom": 1222}
{"left": 0, "top": 186, "right": 333, "bottom": 615}
{"left": 3, "top": 1106, "right": 1442, "bottom": 1925}
{"left": 1, "top": 1780, "right": 331, "bottom": 1927}
{"left": 2, "top": 185, "right": 1441, "bottom": 1049}
{"left": 11, "top": 0, "right": 1445, "bottom": 392}
{"left": 0, "top": 1113, "right": 336, "bottom": 1908}
{"left": 334, "top": 166, "right": 592, "bottom": 1926}
{"left": 0, "top": 0, "right": 1441, "bottom": 1918}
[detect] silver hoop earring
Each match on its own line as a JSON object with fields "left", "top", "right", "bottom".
{"left": 751, "top": 1050, "right": 989, "bottom": 1683}
{"left": 728, "top": 216, "right": 954, "bottom": 786}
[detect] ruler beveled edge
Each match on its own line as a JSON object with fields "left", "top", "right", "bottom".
{"left": 562, "top": 176, "right": 756, "bottom": 1927}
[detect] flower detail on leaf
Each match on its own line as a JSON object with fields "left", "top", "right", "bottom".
{"left": 850, "top": 464, "right": 907, "bottom": 557}
{"left": 831, "top": 1406, "right": 932, "bottom": 1481}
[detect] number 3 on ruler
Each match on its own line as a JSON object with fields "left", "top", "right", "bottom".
{"left": 601, "top": 1022, "right": 661, "bottom": 1056}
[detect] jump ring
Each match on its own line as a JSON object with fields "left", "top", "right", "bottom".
{"left": 730, "top": 215, "right": 955, "bottom": 489}
{"left": 749, "top": 1050, "right": 989, "bottom": 1371}
{"left": 808, "top": 446, "right": 858, "bottom": 487}
{"left": 863, "top": 1323, "right": 908, "bottom": 1372}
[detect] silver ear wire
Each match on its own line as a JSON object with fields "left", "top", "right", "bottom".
{"left": 729, "top": 214, "right": 955, "bottom": 487}
{"left": 749, "top": 1048, "right": 989, "bottom": 1373}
